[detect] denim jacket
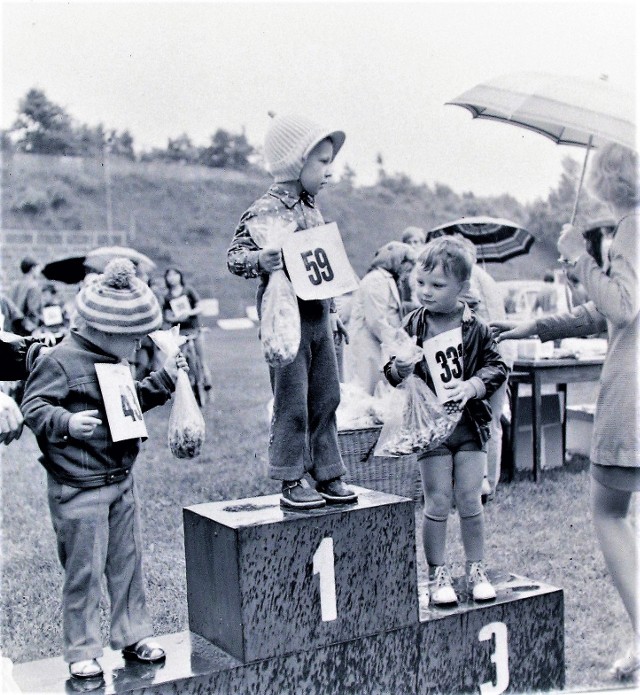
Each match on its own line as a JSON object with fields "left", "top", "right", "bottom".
{"left": 21, "top": 330, "right": 175, "bottom": 488}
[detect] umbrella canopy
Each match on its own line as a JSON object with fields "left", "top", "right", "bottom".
{"left": 41, "top": 256, "right": 88, "bottom": 284}
{"left": 447, "top": 72, "right": 636, "bottom": 223}
{"left": 447, "top": 71, "right": 635, "bottom": 150}
{"left": 85, "top": 246, "right": 156, "bottom": 274}
{"left": 427, "top": 216, "right": 535, "bottom": 263}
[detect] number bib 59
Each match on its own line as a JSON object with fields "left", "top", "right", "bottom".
{"left": 282, "top": 223, "right": 359, "bottom": 301}
{"left": 423, "top": 327, "right": 464, "bottom": 403}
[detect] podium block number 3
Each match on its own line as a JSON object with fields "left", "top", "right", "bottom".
{"left": 312, "top": 537, "right": 337, "bottom": 622}
{"left": 479, "top": 622, "right": 509, "bottom": 695}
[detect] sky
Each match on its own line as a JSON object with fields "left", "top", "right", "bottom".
{"left": 1, "top": 0, "right": 637, "bottom": 204}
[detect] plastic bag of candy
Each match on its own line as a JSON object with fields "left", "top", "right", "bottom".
{"left": 150, "top": 326, "right": 205, "bottom": 459}
{"left": 248, "top": 216, "right": 301, "bottom": 367}
{"left": 374, "top": 328, "right": 461, "bottom": 457}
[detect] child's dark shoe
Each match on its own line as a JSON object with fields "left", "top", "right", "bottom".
{"left": 280, "top": 480, "right": 326, "bottom": 510}
{"left": 69, "top": 659, "right": 103, "bottom": 680}
{"left": 122, "top": 639, "right": 166, "bottom": 664}
{"left": 316, "top": 478, "right": 358, "bottom": 504}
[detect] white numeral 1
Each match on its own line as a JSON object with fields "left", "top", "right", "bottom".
{"left": 312, "top": 537, "right": 337, "bottom": 622}
{"left": 478, "top": 621, "right": 509, "bottom": 695}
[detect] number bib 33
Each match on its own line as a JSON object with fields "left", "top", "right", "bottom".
{"left": 422, "top": 327, "right": 464, "bottom": 403}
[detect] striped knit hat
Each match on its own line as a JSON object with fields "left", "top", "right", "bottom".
{"left": 76, "top": 258, "right": 162, "bottom": 335}
{"left": 263, "top": 113, "right": 346, "bottom": 182}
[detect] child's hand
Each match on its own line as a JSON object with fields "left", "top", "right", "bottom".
{"left": 68, "top": 410, "right": 102, "bottom": 440}
{"left": 258, "top": 248, "right": 283, "bottom": 273}
{"left": 331, "top": 314, "right": 349, "bottom": 345}
{"left": 443, "top": 381, "right": 476, "bottom": 408}
{"left": 164, "top": 351, "right": 189, "bottom": 382}
{"left": 394, "top": 357, "right": 415, "bottom": 379}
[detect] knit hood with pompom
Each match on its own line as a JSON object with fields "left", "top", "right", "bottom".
{"left": 75, "top": 258, "right": 162, "bottom": 335}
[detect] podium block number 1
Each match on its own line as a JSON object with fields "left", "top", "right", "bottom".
{"left": 479, "top": 622, "right": 509, "bottom": 695}
{"left": 312, "top": 537, "right": 337, "bottom": 622}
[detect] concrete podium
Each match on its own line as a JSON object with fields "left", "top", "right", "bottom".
{"left": 11, "top": 487, "right": 565, "bottom": 694}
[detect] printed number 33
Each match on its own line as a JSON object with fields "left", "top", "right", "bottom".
{"left": 435, "top": 343, "right": 463, "bottom": 383}
{"left": 301, "top": 248, "right": 335, "bottom": 286}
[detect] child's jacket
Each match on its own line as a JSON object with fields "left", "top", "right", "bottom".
{"left": 21, "top": 330, "right": 175, "bottom": 488}
{"left": 384, "top": 305, "right": 508, "bottom": 448}
{"left": 227, "top": 183, "right": 331, "bottom": 312}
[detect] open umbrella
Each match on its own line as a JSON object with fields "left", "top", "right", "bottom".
{"left": 42, "top": 247, "right": 156, "bottom": 284}
{"left": 446, "top": 72, "right": 636, "bottom": 222}
{"left": 85, "top": 246, "right": 156, "bottom": 274}
{"left": 427, "top": 216, "right": 534, "bottom": 263}
{"left": 41, "top": 256, "right": 88, "bottom": 284}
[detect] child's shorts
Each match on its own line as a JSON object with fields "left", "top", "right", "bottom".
{"left": 420, "top": 415, "right": 485, "bottom": 458}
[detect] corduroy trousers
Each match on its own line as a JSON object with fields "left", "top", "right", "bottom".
{"left": 267, "top": 298, "right": 347, "bottom": 483}
{"left": 47, "top": 472, "right": 153, "bottom": 663}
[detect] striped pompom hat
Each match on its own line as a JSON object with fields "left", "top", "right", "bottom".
{"left": 76, "top": 258, "right": 162, "bottom": 335}
{"left": 263, "top": 112, "right": 346, "bottom": 182}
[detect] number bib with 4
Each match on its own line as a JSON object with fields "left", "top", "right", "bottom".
{"left": 282, "top": 223, "right": 359, "bottom": 301}
{"left": 422, "top": 327, "right": 464, "bottom": 403}
{"left": 95, "top": 362, "right": 148, "bottom": 442}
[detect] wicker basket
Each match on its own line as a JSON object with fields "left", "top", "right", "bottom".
{"left": 339, "top": 427, "right": 421, "bottom": 500}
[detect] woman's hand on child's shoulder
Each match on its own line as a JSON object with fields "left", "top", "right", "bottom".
{"left": 68, "top": 409, "right": 102, "bottom": 440}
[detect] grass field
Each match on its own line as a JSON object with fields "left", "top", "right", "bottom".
{"left": 1, "top": 327, "right": 636, "bottom": 694}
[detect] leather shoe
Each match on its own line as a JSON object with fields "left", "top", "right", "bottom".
{"left": 68, "top": 659, "right": 103, "bottom": 680}
{"left": 316, "top": 478, "right": 358, "bottom": 504}
{"left": 122, "top": 639, "right": 166, "bottom": 664}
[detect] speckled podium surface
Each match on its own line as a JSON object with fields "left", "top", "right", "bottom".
{"left": 11, "top": 487, "right": 565, "bottom": 695}
{"left": 183, "top": 487, "right": 418, "bottom": 662}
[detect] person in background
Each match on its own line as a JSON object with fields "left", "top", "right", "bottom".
{"left": 399, "top": 226, "right": 427, "bottom": 311}
{"left": 162, "top": 267, "right": 212, "bottom": 390}
{"left": 1, "top": 293, "right": 26, "bottom": 335}
{"left": 491, "top": 141, "right": 639, "bottom": 681}
{"left": 9, "top": 256, "right": 43, "bottom": 335}
{"left": 21, "top": 259, "right": 187, "bottom": 681}
{"left": 384, "top": 236, "right": 508, "bottom": 606}
{"left": 347, "top": 241, "right": 416, "bottom": 395}
{"left": 227, "top": 112, "right": 356, "bottom": 510}
{"left": 532, "top": 271, "right": 559, "bottom": 315}
{"left": 38, "top": 282, "right": 69, "bottom": 340}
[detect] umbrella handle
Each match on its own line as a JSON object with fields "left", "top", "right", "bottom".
{"left": 569, "top": 135, "right": 593, "bottom": 225}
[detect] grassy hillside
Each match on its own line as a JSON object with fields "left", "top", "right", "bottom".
{"left": 1, "top": 154, "right": 558, "bottom": 317}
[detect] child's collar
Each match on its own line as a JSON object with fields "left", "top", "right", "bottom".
{"left": 423, "top": 301, "right": 474, "bottom": 324}
{"left": 268, "top": 182, "right": 315, "bottom": 210}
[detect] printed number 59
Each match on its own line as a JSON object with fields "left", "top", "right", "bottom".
{"left": 301, "top": 248, "right": 335, "bottom": 286}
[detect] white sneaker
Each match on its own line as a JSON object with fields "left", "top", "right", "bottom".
{"left": 481, "top": 476, "right": 492, "bottom": 496}
{"left": 610, "top": 646, "right": 640, "bottom": 680}
{"left": 467, "top": 561, "right": 496, "bottom": 602}
{"left": 429, "top": 565, "right": 458, "bottom": 605}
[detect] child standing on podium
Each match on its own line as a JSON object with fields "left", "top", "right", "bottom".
{"left": 384, "top": 237, "right": 508, "bottom": 605}
{"left": 227, "top": 113, "right": 356, "bottom": 511}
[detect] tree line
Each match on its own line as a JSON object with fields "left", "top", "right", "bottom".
{"left": 2, "top": 88, "right": 610, "bottom": 249}
{"left": 2, "top": 88, "right": 255, "bottom": 170}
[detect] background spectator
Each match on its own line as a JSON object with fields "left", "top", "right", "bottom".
{"left": 346, "top": 241, "right": 415, "bottom": 395}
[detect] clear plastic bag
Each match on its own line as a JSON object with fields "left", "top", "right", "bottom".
{"left": 150, "top": 327, "right": 206, "bottom": 459}
{"left": 248, "top": 216, "right": 301, "bottom": 367}
{"left": 374, "top": 328, "right": 461, "bottom": 457}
